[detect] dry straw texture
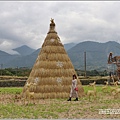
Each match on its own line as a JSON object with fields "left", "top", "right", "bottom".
{"left": 22, "top": 19, "right": 84, "bottom": 98}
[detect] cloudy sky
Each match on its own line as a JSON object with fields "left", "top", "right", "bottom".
{"left": 0, "top": 1, "right": 120, "bottom": 54}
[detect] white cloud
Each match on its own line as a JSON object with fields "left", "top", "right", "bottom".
{"left": 0, "top": 1, "right": 120, "bottom": 54}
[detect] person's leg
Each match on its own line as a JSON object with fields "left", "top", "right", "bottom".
{"left": 67, "top": 97, "right": 71, "bottom": 101}
{"left": 67, "top": 90, "right": 72, "bottom": 101}
{"left": 74, "top": 97, "right": 78, "bottom": 101}
{"left": 74, "top": 91, "right": 78, "bottom": 101}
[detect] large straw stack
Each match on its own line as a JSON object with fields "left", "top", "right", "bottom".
{"left": 22, "top": 19, "right": 84, "bottom": 99}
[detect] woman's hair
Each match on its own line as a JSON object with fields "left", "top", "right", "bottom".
{"left": 73, "top": 74, "right": 77, "bottom": 79}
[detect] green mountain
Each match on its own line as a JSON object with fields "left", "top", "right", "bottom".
{"left": 3, "top": 41, "right": 120, "bottom": 71}
{"left": 13, "top": 45, "right": 35, "bottom": 56}
{"left": 5, "top": 48, "right": 40, "bottom": 68}
{"left": 0, "top": 50, "right": 18, "bottom": 66}
{"left": 67, "top": 41, "right": 120, "bottom": 70}
{"left": 64, "top": 43, "right": 76, "bottom": 51}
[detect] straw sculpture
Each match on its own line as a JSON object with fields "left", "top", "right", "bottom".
{"left": 22, "top": 18, "right": 84, "bottom": 99}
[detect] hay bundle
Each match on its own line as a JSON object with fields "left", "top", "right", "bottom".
{"left": 36, "top": 93, "right": 43, "bottom": 99}
{"left": 56, "top": 92, "right": 61, "bottom": 98}
{"left": 50, "top": 92, "right": 56, "bottom": 98}
{"left": 36, "top": 86, "right": 44, "bottom": 93}
{"left": 62, "top": 85, "right": 71, "bottom": 93}
{"left": 22, "top": 19, "right": 84, "bottom": 99}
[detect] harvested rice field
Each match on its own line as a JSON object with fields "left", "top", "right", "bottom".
{"left": 0, "top": 86, "right": 120, "bottom": 119}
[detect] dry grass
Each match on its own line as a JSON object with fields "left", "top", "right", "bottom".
{"left": 0, "top": 86, "right": 120, "bottom": 119}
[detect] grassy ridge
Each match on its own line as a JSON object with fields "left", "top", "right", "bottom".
{"left": 83, "top": 85, "right": 113, "bottom": 94}
{"left": 0, "top": 87, "right": 22, "bottom": 94}
{"left": 0, "top": 86, "right": 112, "bottom": 94}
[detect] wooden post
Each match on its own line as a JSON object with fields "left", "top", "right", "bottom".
{"left": 1, "top": 64, "right": 3, "bottom": 76}
{"left": 84, "top": 51, "right": 87, "bottom": 78}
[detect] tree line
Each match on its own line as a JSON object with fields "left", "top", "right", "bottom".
{"left": 0, "top": 67, "right": 108, "bottom": 77}
{"left": 76, "top": 69, "right": 108, "bottom": 77}
{"left": 0, "top": 67, "right": 31, "bottom": 77}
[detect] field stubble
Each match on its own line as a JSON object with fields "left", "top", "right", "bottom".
{"left": 0, "top": 86, "right": 120, "bottom": 119}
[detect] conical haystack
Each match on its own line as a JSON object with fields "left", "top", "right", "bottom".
{"left": 22, "top": 19, "right": 84, "bottom": 99}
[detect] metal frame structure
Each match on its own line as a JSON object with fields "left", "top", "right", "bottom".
{"left": 108, "top": 52, "right": 120, "bottom": 82}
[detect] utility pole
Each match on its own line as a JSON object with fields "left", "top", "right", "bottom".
{"left": 1, "top": 64, "right": 3, "bottom": 76}
{"left": 84, "top": 51, "right": 87, "bottom": 78}
{"left": 16, "top": 66, "right": 18, "bottom": 76}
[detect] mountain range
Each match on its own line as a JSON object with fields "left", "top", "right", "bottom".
{"left": 0, "top": 41, "right": 120, "bottom": 71}
{"left": 13, "top": 45, "right": 35, "bottom": 56}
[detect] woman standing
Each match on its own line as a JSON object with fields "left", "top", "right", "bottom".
{"left": 67, "top": 74, "right": 78, "bottom": 101}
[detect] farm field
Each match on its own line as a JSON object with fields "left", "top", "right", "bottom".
{"left": 0, "top": 86, "right": 120, "bottom": 119}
